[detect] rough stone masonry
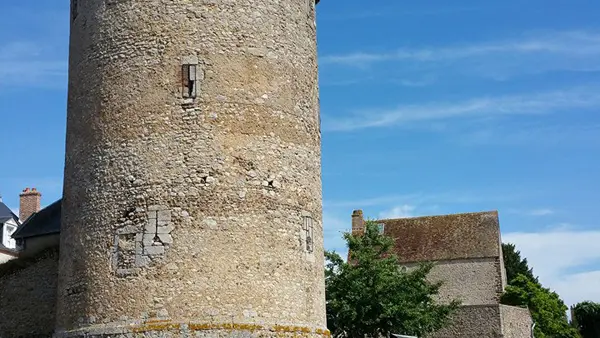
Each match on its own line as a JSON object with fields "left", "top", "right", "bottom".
{"left": 56, "top": 0, "right": 327, "bottom": 337}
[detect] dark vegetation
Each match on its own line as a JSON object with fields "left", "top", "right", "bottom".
{"left": 325, "top": 221, "right": 459, "bottom": 338}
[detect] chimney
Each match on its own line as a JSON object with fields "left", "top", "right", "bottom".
{"left": 19, "top": 187, "right": 41, "bottom": 221}
{"left": 352, "top": 209, "right": 364, "bottom": 235}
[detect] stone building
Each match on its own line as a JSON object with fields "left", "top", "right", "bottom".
{"left": 53, "top": 0, "right": 327, "bottom": 337}
{"left": 12, "top": 198, "right": 62, "bottom": 258}
{"left": 351, "top": 210, "right": 534, "bottom": 338}
{"left": 0, "top": 188, "right": 48, "bottom": 263}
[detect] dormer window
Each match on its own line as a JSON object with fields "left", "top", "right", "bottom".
{"left": 3, "top": 224, "right": 16, "bottom": 249}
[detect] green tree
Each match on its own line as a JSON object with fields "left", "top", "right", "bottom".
{"left": 572, "top": 301, "right": 600, "bottom": 338}
{"left": 325, "top": 221, "right": 460, "bottom": 338}
{"left": 502, "top": 243, "right": 538, "bottom": 283}
{"left": 501, "top": 274, "right": 579, "bottom": 338}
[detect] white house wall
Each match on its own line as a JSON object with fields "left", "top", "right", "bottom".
{"left": 2, "top": 218, "right": 18, "bottom": 249}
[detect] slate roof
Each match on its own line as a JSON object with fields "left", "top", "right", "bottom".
{"left": 12, "top": 199, "right": 62, "bottom": 239}
{"left": 0, "top": 200, "right": 18, "bottom": 222}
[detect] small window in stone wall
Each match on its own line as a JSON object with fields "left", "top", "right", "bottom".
{"left": 303, "top": 215, "right": 314, "bottom": 253}
{"left": 182, "top": 64, "right": 197, "bottom": 98}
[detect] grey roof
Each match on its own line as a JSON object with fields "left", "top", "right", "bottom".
{"left": 12, "top": 199, "right": 62, "bottom": 239}
{"left": 0, "top": 201, "right": 18, "bottom": 222}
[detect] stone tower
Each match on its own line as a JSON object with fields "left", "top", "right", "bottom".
{"left": 56, "top": 0, "right": 326, "bottom": 337}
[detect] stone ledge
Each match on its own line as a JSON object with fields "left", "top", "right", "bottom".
{"left": 54, "top": 321, "right": 331, "bottom": 338}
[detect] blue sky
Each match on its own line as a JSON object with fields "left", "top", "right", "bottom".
{"left": 1, "top": 1, "right": 599, "bottom": 307}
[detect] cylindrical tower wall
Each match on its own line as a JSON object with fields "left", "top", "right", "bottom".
{"left": 56, "top": 0, "right": 325, "bottom": 336}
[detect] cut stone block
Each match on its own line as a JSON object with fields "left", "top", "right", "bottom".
{"left": 157, "top": 224, "right": 174, "bottom": 234}
{"left": 158, "top": 234, "right": 173, "bottom": 244}
{"left": 144, "top": 246, "right": 165, "bottom": 256}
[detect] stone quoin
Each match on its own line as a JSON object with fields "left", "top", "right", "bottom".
{"left": 56, "top": 0, "right": 326, "bottom": 336}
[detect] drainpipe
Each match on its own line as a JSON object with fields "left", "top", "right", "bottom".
{"left": 531, "top": 323, "right": 536, "bottom": 338}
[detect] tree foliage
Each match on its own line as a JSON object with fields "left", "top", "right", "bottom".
{"left": 501, "top": 274, "right": 579, "bottom": 338}
{"left": 572, "top": 301, "right": 600, "bottom": 338}
{"left": 501, "top": 244, "right": 580, "bottom": 338}
{"left": 325, "top": 221, "right": 460, "bottom": 338}
{"left": 502, "top": 243, "right": 537, "bottom": 283}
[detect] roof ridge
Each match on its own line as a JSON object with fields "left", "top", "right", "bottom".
{"left": 376, "top": 210, "right": 498, "bottom": 222}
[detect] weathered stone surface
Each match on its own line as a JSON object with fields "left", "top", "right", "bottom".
{"left": 54, "top": 325, "right": 331, "bottom": 338}
{"left": 157, "top": 224, "right": 175, "bottom": 234}
{"left": 403, "top": 258, "right": 503, "bottom": 306}
{"left": 145, "top": 218, "right": 157, "bottom": 233}
{"left": 430, "top": 305, "right": 503, "bottom": 338}
{"left": 352, "top": 210, "right": 532, "bottom": 337}
{"left": 500, "top": 305, "right": 534, "bottom": 338}
{"left": 56, "top": 0, "right": 326, "bottom": 336}
{"left": 0, "top": 247, "right": 59, "bottom": 338}
{"left": 143, "top": 234, "right": 157, "bottom": 246}
{"left": 158, "top": 233, "right": 173, "bottom": 244}
{"left": 144, "top": 246, "right": 165, "bottom": 256}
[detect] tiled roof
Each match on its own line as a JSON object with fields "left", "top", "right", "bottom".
{"left": 12, "top": 199, "right": 62, "bottom": 239}
{"left": 376, "top": 211, "right": 501, "bottom": 263}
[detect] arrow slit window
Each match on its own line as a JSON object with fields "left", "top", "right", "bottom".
{"left": 303, "top": 215, "right": 314, "bottom": 253}
{"left": 182, "top": 64, "right": 197, "bottom": 99}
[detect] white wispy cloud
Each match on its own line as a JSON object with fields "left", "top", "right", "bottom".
{"left": 391, "top": 76, "right": 437, "bottom": 88}
{"left": 379, "top": 205, "right": 416, "bottom": 219}
{"left": 528, "top": 208, "right": 554, "bottom": 216}
{"left": 321, "top": 5, "right": 484, "bottom": 21}
{"left": 0, "top": 41, "right": 67, "bottom": 88}
{"left": 325, "top": 189, "right": 530, "bottom": 210}
{"left": 325, "top": 194, "right": 419, "bottom": 208}
{"left": 458, "top": 123, "right": 600, "bottom": 147}
{"left": 320, "top": 30, "right": 600, "bottom": 84}
{"left": 321, "top": 30, "right": 600, "bottom": 67}
{"left": 507, "top": 208, "right": 555, "bottom": 216}
{"left": 503, "top": 229, "right": 600, "bottom": 306}
{"left": 323, "top": 85, "right": 600, "bottom": 132}
{"left": 320, "top": 75, "right": 436, "bottom": 88}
